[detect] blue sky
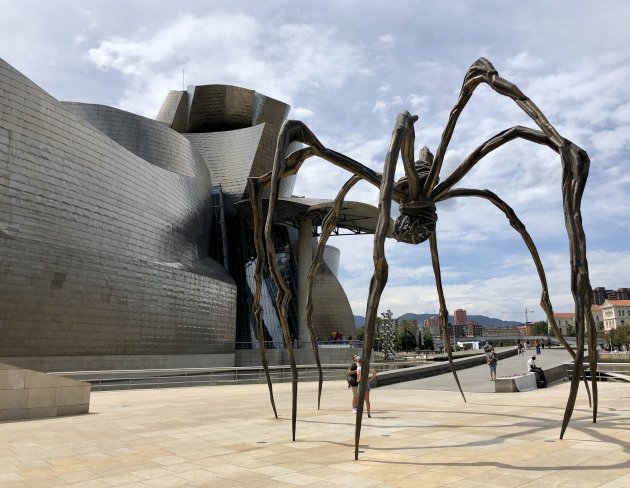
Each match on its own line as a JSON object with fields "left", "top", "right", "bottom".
{"left": 2, "top": 0, "right": 628, "bottom": 322}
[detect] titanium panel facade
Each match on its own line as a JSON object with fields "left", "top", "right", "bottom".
{"left": 0, "top": 59, "right": 236, "bottom": 369}
{"left": 0, "top": 59, "right": 362, "bottom": 370}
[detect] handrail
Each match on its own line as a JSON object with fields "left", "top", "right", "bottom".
{"left": 235, "top": 340, "right": 363, "bottom": 350}
{"left": 52, "top": 362, "right": 411, "bottom": 392}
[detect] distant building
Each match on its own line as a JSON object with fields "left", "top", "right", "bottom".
{"left": 549, "top": 313, "right": 575, "bottom": 336}
{"left": 601, "top": 300, "right": 630, "bottom": 331}
{"left": 547, "top": 305, "right": 602, "bottom": 335}
{"left": 424, "top": 316, "right": 439, "bottom": 337}
{"left": 454, "top": 309, "right": 467, "bottom": 326}
{"left": 592, "top": 287, "right": 630, "bottom": 305}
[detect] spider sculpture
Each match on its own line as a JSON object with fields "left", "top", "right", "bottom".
{"left": 247, "top": 58, "right": 598, "bottom": 460}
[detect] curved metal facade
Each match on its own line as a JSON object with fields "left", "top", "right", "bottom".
{"left": 0, "top": 59, "right": 362, "bottom": 370}
{"left": 0, "top": 60, "right": 236, "bottom": 368}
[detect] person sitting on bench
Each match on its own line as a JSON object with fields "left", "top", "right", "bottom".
{"left": 527, "top": 355, "right": 547, "bottom": 385}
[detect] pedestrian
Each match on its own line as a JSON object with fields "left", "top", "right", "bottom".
{"left": 356, "top": 357, "right": 377, "bottom": 418}
{"left": 486, "top": 347, "right": 498, "bottom": 381}
{"left": 527, "top": 355, "right": 547, "bottom": 387}
{"left": 535, "top": 340, "right": 541, "bottom": 355}
{"left": 347, "top": 355, "right": 359, "bottom": 413}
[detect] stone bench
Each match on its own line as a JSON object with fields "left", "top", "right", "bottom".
{"left": 495, "top": 364, "right": 568, "bottom": 393}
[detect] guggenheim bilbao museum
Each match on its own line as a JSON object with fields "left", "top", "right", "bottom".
{"left": 0, "top": 58, "right": 381, "bottom": 372}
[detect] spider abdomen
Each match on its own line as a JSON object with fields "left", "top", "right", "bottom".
{"left": 392, "top": 198, "right": 437, "bottom": 244}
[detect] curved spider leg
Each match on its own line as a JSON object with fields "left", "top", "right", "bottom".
{"left": 306, "top": 175, "right": 363, "bottom": 409}
{"left": 583, "top": 305, "right": 597, "bottom": 411}
{"left": 423, "top": 58, "right": 596, "bottom": 432}
{"left": 439, "top": 188, "right": 594, "bottom": 407}
{"left": 425, "top": 57, "right": 565, "bottom": 196}
{"left": 247, "top": 177, "right": 278, "bottom": 418}
{"left": 428, "top": 232, "right": 467, "bottom": 402}
{"left": 430, "top": 126, "right": 583, "bottom": 357}
{"left": 432, "top": 126, "right": 554, "bottom": 200}
{"left": 262, "top": 119, "right": 395, "bottom": 441}
{"left": 432, "top": 125, "right": 596, "bottom": 410}
{"left": 354, "top": 112, "right": 417, "bottom": 460}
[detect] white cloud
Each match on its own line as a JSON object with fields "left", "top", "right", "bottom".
{"left": 505, "top": 51, "right": 543, "bottom": 71}
{"left": 4, "top": 1, "right": 627, "bottom": 322}
{"left": 86, "top": 13, "right": 366, "bottom": 116}
{"left": 291, "top": 107, "right": 316, "bottom": 119}
{"left": 377, "top": 33, "right": 396, "bottom": 47}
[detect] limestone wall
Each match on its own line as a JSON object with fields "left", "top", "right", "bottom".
{"left": 0, "top": 363, "right": 90, "bottom": 420}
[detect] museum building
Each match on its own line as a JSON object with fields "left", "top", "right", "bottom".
{"left": 0, "top": 58, "right": 376, "bottom": 372}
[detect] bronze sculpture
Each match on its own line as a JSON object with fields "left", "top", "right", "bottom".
{"left": 248, "top": 58, "right": 597, "bottom": 460}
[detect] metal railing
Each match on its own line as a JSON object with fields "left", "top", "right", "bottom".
{"left": 55, "top": 361, "right": 414, "bottom": 392}
{"left": 234, "top": 340, "right": 363, "bottom": 350}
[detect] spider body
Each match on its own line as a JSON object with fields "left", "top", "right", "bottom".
{"left": 393, "top": 146, "right": 437, "bottom": 244}
{"left": 248, "top": 57, "right": 598, "bottom": 460}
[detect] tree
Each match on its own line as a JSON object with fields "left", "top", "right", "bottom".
{"left": 356, "top": 326, "right": 364, "bottom": 342}
{"left": 421, "top": 327, "right": 435, "bottom": 350}
{"left": 394, "top": 320, "right": 417, "bottom": 352}
{"left": 531, "top": 321, "right": 548, "bottom": 336}
{"left": 355, "top": 317, "right": 383, "bottom": 350}
{"left": 566, "top": 324, "right": 576, "bottom": 337}
{"left": 607, "top": 324, "right": 630, "bottom": 349}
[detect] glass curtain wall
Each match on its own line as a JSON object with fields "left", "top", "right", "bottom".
{"left": 226, "top": 217, "right": 299, "bottom": 349}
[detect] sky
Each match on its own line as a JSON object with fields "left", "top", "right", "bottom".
{"left": 1, "top": 0, "right": 628, "bottom": 322}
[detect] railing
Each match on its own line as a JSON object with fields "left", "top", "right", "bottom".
{"left": 56, "top": 361, "right": 406, "bottom": 392}
{"left": 564, "top": 362, "right": 607, "bottom": 382}
{"left": 234, "top": 340, "right": 363, "bottom": 350}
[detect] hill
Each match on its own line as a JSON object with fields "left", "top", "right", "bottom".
{"left": 354, "top": 312, "right": 521, "bottom": 328}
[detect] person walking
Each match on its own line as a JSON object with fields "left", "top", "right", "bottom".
{"left": 486, "top": 347, "right": 498, "bottom": 381}
{"left": 356, "top": 357, "right": 376, "bottom": 418}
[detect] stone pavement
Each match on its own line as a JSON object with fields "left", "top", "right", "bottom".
{"left": 1, "top": 371, "right": 629, "bottom": 487}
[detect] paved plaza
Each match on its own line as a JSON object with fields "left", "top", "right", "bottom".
{"left": 1, "top": 359, "right": 629, "bottom": 487}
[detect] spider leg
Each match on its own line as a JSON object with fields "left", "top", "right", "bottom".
{"left": 425, "top": 58, "right": 597, "bottom": 434}
{"left": 260, "top": 119, "right": 392, "bottom": 441}
{"left": 428, "top": 233, "right": 467, "bottom": 403}
{"left": 433, "top": 125, "right": 597, "bottom": 411}
{"left": 440, "top": 188, "right": 594, "bottom": 407}
{"left": 424, "top": 57, "right": 562, "bottom": 196}
{"left": 354, "top": 112, "right": 416, "bottom": 460}
{"left": 432, "top": 126, "right": 554, "bottom": 200}
{"left": 306, "top": 175, "right": 363, "bottom": 410}
{"left": 247, "top": 177, "right": 278, "bottom": 418}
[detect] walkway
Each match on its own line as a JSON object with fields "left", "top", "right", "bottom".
{"left": 0, "top": 357, "right": 629, "bottom": 487}
{"left": 385, "top": 347, "right": 573, "bottom": 393}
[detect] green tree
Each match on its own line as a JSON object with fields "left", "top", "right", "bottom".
{"left": 356, "top": 326, "right": 364, "bottom": 342}
{"left": 394, "top": 320, "right": 418, "bottom": 352}
{"left": 531, "top": 321, "right": 548, "bottom": 335}
{"left": 421, "top": 327, "right": 434, "bottom": 350}
{"left": 354, "top": 317, "right": 383, "bottom": 350}
{"left": 607, "top": 324, "right": 630, "bottom": 349}
{"left": 566, "top": 324, "right": 576, "bottom": 337}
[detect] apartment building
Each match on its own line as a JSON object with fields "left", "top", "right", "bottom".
{"left": 601, "top": 300, "right": 630, "bottom": 330}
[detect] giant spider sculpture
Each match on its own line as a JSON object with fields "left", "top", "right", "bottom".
{"left": 247, "top": 58, "right": 598, "bottom": 460}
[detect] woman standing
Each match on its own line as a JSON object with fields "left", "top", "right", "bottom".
{"left": 356, "top": 357, "right": 377, "bottom": 418}
{"left": 487, "top": 347, "right": 498, "bottom": 381}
